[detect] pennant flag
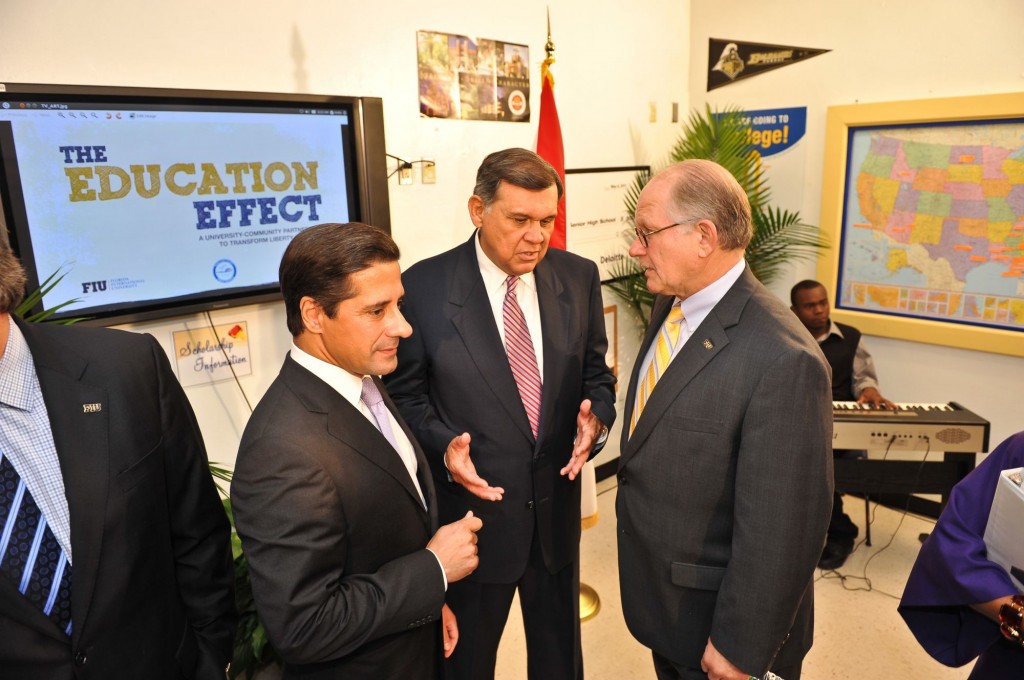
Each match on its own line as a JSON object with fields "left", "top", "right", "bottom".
{"left": 707, "top": 39, "right": 829, "bottom": 91}
{"left": 536, "top": 13, "right": 566, "bottom": 250}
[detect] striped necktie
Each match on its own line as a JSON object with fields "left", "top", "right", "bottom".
{"left": 0, "top": 451, "right": 73, "bottom": 636}
{"left": 503, "top": 276, "right": 543, "bottom": 439}
{"left": 629, "top": 302, "right": 684, "bottom": 436}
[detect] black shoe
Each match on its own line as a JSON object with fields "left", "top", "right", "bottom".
{"left": 818, "top": 539, "right": 854, "bottom": 570}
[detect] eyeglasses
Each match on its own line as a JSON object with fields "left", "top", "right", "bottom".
{"left": 633, "top": 218, "right": 699, "bottom": 248}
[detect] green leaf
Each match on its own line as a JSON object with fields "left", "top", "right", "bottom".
{"left": 14, "top": 267, "right": 89, "bottom": 325}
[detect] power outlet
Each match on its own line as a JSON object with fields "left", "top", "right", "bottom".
{"left": 398, "top": 163, "right": 413, "bottom": 185}
{"left": 421, "top": 159, "right": 436, "bottom": 184}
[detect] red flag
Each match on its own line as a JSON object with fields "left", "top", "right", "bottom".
{"left": 537, "top": 54, "right": 566, "bottom": 250}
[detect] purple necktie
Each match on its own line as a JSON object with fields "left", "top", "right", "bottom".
{"left": 503, "top": 276, "right": 543, "bottom": 439}
{"left": 360, "top": 377, "right": 401, "bottom": 452}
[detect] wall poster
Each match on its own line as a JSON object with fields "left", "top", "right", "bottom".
{"left": 417, "top": 31, "right": 530, "bottom": 122}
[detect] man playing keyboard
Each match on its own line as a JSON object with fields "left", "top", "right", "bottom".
{"left": 791, "top": 280, "right": 895, "bottom": 569}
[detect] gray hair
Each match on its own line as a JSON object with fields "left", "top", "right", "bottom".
{"left": 661, "top": 159, "right": 752, "bottom": 250}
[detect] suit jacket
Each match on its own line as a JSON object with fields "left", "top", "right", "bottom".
{"left": 231, "top": 356, "right": 446, "bottom": 680}
{"left": 616, "top": 267, "right": 833, "bottom": 677}
{"left": 0, "top": 318, "right": 235, "bottom": 679}
{"left": 384, "top": 234, "right": 616, "bottom": 582}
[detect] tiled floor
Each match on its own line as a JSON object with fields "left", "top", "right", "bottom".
{"left": 495, "top": 479, "right": 975, "bottom": 679}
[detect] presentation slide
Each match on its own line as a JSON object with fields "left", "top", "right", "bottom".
{"left": 3, "top": 108, "right": 352, "bottom": 312}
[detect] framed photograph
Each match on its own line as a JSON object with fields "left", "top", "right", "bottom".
{"left": 818, "top": 92, "right": 1024, "bottom": 357}
{"left": 565, "top": 166, "right": 649, "bottom": 281}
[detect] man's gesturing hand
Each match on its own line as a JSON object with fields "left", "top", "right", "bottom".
{"left": 445, "top": 433, "right": 504, "bottom": 501}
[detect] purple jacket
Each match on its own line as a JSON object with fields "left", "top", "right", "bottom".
{"left": 899, "top": 431, "right": 1024, "bottom": 678}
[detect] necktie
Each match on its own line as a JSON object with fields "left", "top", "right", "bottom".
{"left": 629, "top": 302, "right": 684, "bottom": 436}
{"left": 360, "top": 378, "right": 426, "bottom": 508}
{"left": 503, "top": 276, "right": 543, "bottom": 439}
{"left": 0, "top": 452, "right": 73, "bottom": 636}
{"left": 360, "top": 377, "right": 401, "bottom": 453}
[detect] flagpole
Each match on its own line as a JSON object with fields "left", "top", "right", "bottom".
{"left": 536, "top": 6, "right": 601, "bottom": 623}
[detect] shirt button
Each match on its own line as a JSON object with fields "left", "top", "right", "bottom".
{"left": 526, "top": 501, "right": 535, "bottom": 509}
{"left": 74, "top": 651, "right": 87, "bottom": 666}
{"left": 618, "top": 474, "right": 628, "bottom": 485}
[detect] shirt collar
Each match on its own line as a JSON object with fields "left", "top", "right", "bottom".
{"left": 474, "top": 230, "right": 537, "bottom": 296}
{"left": 817, "top": 319, "right": 844, "bottom": 343}
{"left": 676, "top": 258, "right": 746, "bottom": 333}
{"left": 289, "top": 342, "right": 365, "bottom": 408}
{"left": 0, "top": 320, "right": 37, "bottom": 411}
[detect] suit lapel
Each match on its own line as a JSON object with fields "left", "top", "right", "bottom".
{"left": 381, "top": 381, "right": 438, "bottom": 531}
{"left": 282, "top": 360, "right": 430, "bottom": 520}
{"left": 17, "top": 319, "right": 107, "bottom": 642}
{"left": 535, "top": 258, "right": 570, "bottom": 445}
{"left": 447, "top": 236, "right": 535, "bottom": 443}
{"left": 619, "top": 268, "right": 756, "bottom": 465}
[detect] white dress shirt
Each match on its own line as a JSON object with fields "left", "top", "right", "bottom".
{"left": 475, "top": 232, "right": 545, "bottom": 377}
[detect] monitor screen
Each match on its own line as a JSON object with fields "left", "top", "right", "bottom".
{"left": 0, "top": 83, "right": 390, "bottom": 324}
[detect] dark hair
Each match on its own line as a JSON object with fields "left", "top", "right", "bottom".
{"left": 0, "top": 226, "right": 27, "bottom": 314}
{"left": 473, "top": 148, "right": 563, "bottom": 206}
{"left": 279, "top": 222, "right": 400, "bottom": 337}
{"left": 790, "top": 279, "right": 826, "bottom": 306}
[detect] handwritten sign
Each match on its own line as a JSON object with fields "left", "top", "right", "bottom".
{"left": 172, "top": 321, "right": 252, "bottom": 387}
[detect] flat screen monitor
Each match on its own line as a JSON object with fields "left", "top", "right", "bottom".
{"left": 0, "top": 82, "right": 390, "bottom": 325}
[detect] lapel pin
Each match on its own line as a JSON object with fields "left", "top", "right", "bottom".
{"left": 703, "top": 339, "right": 714, "bottom": 350}
{"left": 82, "top": 403, "right": 102, "bottom": 413}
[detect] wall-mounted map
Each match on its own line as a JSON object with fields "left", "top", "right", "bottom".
{"left": 841, "top": 122, "right": 1024, "bottom": 331}
{"left": 820, "top": 94, "right": 1024, "bottom": 357}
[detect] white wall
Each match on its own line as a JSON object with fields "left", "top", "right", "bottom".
{"left": 690, "top": 0, "right": 1024, "bottom": 452}
{"left": 0, "top": 0, "right": 690, "bottom": 466}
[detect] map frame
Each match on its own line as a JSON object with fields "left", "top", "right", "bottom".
{"left": 818, "top": 92, "right": 1024, "bottom": 358}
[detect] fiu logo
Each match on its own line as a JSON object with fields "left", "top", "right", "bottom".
{"left": 81, "top": 280, "right": 107, "bottom": 294}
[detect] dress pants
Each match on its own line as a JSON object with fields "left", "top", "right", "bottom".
{"left": 444, "top": 523, "right": 581, "bottom": 680}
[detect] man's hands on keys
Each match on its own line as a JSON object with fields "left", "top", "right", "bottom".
{"left": 857, "top": 386, "right": 896, "bottom": 410}
{"left": 444, "top": 433, "right": 504, "bottom": 501}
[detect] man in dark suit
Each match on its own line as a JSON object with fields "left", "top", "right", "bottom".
{"left": 616, "top": 160, "right": 833, "bottom": 680}
{"left": 231, "top": 222, "right": 483, "bottom": 680}
{"left": 384, "top": 148, "right": 617, "bottom": 680}
{"left": 0, "top": 233, "right": 234, "bottom": 677}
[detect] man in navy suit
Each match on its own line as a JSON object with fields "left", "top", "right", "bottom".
{"left": 0, "top": 228, "right": 234, "bottom": 677}
{"left": 385, "top": 148, "right": 617, "bottom": 680}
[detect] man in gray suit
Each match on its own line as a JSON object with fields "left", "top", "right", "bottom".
{"left": 616, "top": 160, "right": 833, "bottom": 680}
{"left": 231, "top": 223, "right": 482, "bottom": 679}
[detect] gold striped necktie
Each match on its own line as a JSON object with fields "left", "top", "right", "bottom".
{"left": 629, "top": 302, "right": 684, "bottom": 436}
